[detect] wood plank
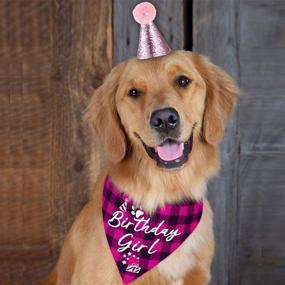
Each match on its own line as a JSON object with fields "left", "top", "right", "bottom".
{"left": 113, "top": 0, "right": 184, "bottom": 64}
{"left": 240, "top": 98, "right": 285, "bottom": 153}
{"left": 193, "top": 1, "right": 240, "bottom": 284}
{"left": 48, "top": 0, "right": 112, "bottom": 275}
{"left": 238, "top": 0, "right": 285, "bottom": 284}
{"left": 238, "top": 154, "right": 285, "bottom": 285}
{"left": 0, "top": 0, "right": 112, "bottom": 284}
{"left": 240, "top": 0, "right": 285, "bottom": 95}
{"left": 240, "top": 48, "right": 285, "bottom": 97}
{"left": 238, "top": 0, "right": 285, "bottom": 154}
{"left": 0, "top": 2, "right": 53, "bottom": 283}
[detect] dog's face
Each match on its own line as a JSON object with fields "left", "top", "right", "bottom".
{"left": 115, "top": 52, "right": 206, "bottom": 169}
{"left": 85, "top": 51, "right": 238, "bottom": 172}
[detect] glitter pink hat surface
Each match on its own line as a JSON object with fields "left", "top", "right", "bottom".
{"left": 132, "top": 2, "right": 172, "bottom": 60}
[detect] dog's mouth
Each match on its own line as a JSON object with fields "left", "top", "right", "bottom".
{"left": 139, "top": 132, "right": 194, "bottom": 169}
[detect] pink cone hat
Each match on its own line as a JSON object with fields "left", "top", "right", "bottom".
{"left": 132, "top": 2, "right": 172, "bottom": 60}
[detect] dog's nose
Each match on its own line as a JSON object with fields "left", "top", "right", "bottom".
{"left": 150, "top": 107, "right": 180, "bottom": 133}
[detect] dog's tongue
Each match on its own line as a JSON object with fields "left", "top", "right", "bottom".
{"left": 156, "top": 140, "right": 183, "bottom": 161}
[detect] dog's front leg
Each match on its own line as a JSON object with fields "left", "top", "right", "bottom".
{"left": 183, "top": 265, "right": 210, "bottom": 285}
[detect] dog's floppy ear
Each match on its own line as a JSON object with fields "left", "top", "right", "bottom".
{"left": 195, "top": 55, "right": 239, "bottom": 145}
{"left": 84, "top": 62, "right": 127, "bottom": 163}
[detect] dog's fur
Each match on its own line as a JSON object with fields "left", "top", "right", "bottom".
{"left": 44, "top": 50, "right": 239, "bottom": 285}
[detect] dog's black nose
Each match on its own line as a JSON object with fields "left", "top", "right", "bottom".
{"left": 150, "top": 107, "right": 180, "bottom": 133}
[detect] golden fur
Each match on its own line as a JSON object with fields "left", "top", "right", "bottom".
{"left": 43, "top": 50, "right": 239, "bottom": 285}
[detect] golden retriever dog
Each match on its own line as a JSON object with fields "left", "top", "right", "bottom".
{"left": 43, "top": 50, "right": 239, "bottom": 285}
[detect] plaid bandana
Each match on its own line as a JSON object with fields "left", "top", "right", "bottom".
{"left": 102, "top": 176, "right": 203, "bottom": 284}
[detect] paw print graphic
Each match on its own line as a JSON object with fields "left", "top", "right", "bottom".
{"left": 131, "top": 206, "right": 144, "bottom": 219}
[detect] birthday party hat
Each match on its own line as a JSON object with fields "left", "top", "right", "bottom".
{"left": 132, "top": 2, "right": 172, "bottom": 60}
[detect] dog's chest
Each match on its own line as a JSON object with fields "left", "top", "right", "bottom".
{"left": 157, "top": 235, "right": 196, "bottom": 282}
{"left": 102, "top": 176, "right": 204, "bottom": 284}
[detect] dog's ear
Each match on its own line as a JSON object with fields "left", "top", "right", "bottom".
{"left": 194, "top": 55, "right": 239, "bottom": 145}
{"left": 84, "top": 62, "right": 127, "bottom": 163}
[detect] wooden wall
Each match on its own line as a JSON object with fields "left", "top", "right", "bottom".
{"left": 0, "top": 0, "right": 284, "bottom": 284}
{"left": 193, "top": 0, "right": 285, "bottom": 284}
{"left": 237, "top": 1, "right": 285, "bottom": 284}
{"left": 0, "top": 1, "right": 112, "bottom": 284}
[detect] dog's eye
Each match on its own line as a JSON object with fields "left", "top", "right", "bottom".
{"left": 176, "top": 76, "right": 191, "bottom": 88}
{"left": 128, "top": 88, "right": 140, "bottom": 98}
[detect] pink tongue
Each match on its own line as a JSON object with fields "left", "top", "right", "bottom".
{"left": 156, "top": 141, "right": 184, "bottom": 161}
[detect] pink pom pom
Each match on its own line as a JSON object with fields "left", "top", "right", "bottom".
{"left": 132, "top": 2, "right": 156, "bottom": 25}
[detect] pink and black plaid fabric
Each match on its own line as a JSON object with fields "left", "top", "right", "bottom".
{"left": 102, "top": 176, "right": 203, "bottom": 284}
